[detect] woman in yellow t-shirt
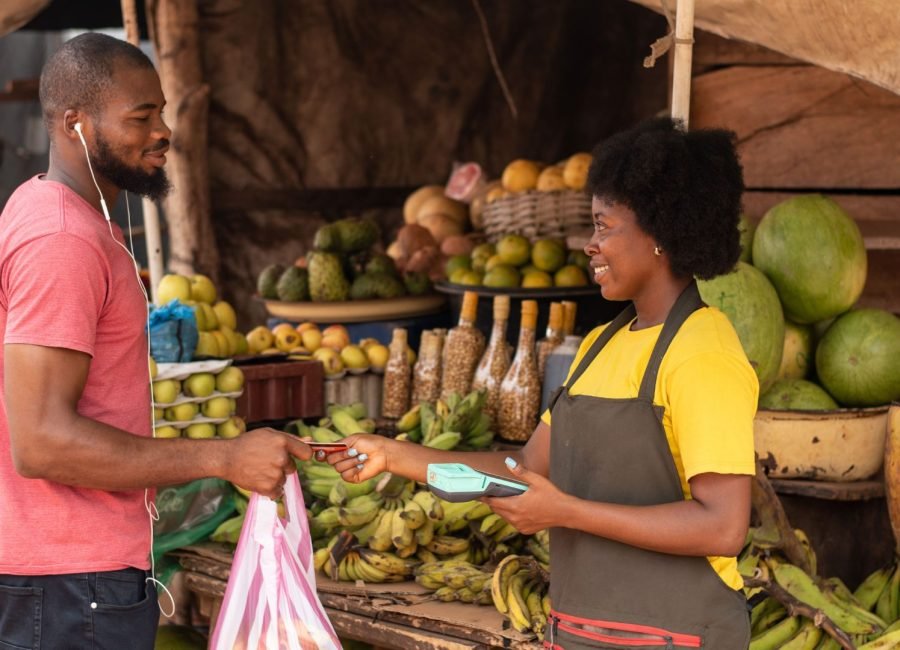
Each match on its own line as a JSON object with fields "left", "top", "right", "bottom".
{"left": 327, "top": 118, "right": 756, "bottom": 648}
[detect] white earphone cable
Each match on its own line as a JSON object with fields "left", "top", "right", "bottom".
{"left": 76, "top": 124, "right": 174, "bottom": 617}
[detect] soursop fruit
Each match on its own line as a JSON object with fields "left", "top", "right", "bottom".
{"left": 307, "top": 251, "right": 350, "bottom": 302}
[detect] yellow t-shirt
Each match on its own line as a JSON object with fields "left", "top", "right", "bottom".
{"left": 542, "top": 306, "right": 758, "bottom": 590}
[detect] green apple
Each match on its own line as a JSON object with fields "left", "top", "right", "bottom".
{"left": 190, "top": 274, "right": 217, "bottom": 305}
{"left": 217, "top": 416, "right": 246, "bottom": 439}
{"left": 229, "top": 398, "right": 237, "bottom": 412}
{"left": 340, "top": 344, "right": 370, "bottom": 372}
{"left": 156, "top": 274, "right": 191, "bottom": 305}
{"left": 164, "top": 403, "right": 199, "bottom": 422}
{"left": 184, "top": 372, "right": 216, "bottom": 398}
{"left": 215, "top": 367, "right": 245, "bottom": 393}
{"left": 202, "top": 396, "right": 233, "bottom": 419}
{"left": 185, "top": 423, "right": 216, "bottom": 439}
{"left": 153, "top": 407, "right": 164, "bottom": 421}
{"left": 154, "top": 425, "right": 181, "bottom": 439}
{"left": 152, "top": 379, "right": 180, "bottom": 404}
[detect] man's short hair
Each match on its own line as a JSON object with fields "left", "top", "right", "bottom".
{"left": 39, "top": 32, "right": 155, "bottom": 140}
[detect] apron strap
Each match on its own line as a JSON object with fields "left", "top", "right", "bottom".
{"left": 562, "top": 302, "right": 637, "bottom": 390}
{"left": 637, "top": 281, "right": 704, "bottom": 402}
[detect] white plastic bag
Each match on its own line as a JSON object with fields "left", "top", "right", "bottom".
{"left": 210, "top": 473, "right": 340, "bottom": 650}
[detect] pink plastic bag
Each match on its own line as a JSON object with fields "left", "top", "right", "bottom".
{"left": 210, "top": 473, "right": 340, "bottom": 650}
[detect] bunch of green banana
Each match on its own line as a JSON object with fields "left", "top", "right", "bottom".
{"left": 525, "top": 529, "right": 550, "bottom": 567}
{"left": 210, "top": 513, "right": 245, "bottom": 544}
{"left": 414, "top": 560, "right": 493, "bottom": 605}
{"left": 394, "top": 390, "right": 494, "bottom": 450}
{"left": 490, "top": 554, "right": 550, "bottom": 637}
{"left": 747, "top": 558, "right": 895, "bottom": 648}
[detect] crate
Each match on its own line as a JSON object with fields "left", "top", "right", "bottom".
{"left": 234, "top": 359, "right": 324, "bottom": 425}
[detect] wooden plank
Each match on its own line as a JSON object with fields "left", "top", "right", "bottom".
{"left": 692, "top": 66, "right": 900, "bottom": 189}
{"left": 859, "top": 250, "right": 900, "bottom": 313}
{"left": 328, "top": 608, "right": 482, "bottom": 650}
{"left": 693, "top": 30, "right": 799, "bottom": 69}
{"left": 211, "top": 186, "right": 417, "bottom": 214}
{"left": 770, "top": 478, "right": 885, "bottom": 501}
{"left": 741, "top": 192, "right": 900, "bottom": 250}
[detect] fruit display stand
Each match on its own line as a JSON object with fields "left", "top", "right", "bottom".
{"left": 233, "top": 358, "right": 325, "bottom": 425}
{"left": 171, "top": 542, "right": 542, "bottom": 650}
{"left": 755, "top": 404, "right": 900, "bottom": 587}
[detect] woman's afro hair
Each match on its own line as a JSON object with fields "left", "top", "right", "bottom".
{"left": 586, "top": 117, "right": 744, "bottom": 280}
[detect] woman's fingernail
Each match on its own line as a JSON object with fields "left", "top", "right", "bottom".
{"left": 357, "top": 453, "right": 368, "bottom": 462}
{"left": 356, "top": 463, "right": 365, "bottom": 470}
{"left": 347, "top": 448, "right": 359, "bottom": 458}
{"left": 505, "top": 457, "right": 518, "bottom": 469}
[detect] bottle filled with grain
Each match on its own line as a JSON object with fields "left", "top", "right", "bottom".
{"left": 535, "top": 301, "right": 564, "bottom": 379}
{"left": 471, "top": 295, "right": 512, "bottom": 422}
{"left": 412, "top": 329, "right": 443, "bottom": 405}
{"left": 561, "top": 300, "right": 578, "bottom": 336}
{"left": 498, "top": 300, "right": 541, "bottom": 442}
{"left": 382, "top": 328, "right": 411, "bottom": 418}
{"left": 440, "top": 291, "right": 486, "bottom": 400}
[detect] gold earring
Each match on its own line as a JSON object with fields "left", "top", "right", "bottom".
{"left": 654, "top": 246, "right": 662, "bottom": 256}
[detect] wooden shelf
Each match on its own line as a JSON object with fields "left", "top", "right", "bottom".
{"left": 770, "top": 478, "right": 884, "bottom": 501}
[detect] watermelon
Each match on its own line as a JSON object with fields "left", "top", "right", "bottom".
{"left": 759, "top": 379, "right": 839, "bottom": 410}
{"left": 698, "top": 262, "right": 785, "bottom": 392}
{"left": 752, "top": 195, "right": 867, "bottom": 324}
{"left": 738, "top": 213, "right": 756, "bottom": 263}
{"left": 776, "top": 320, "right": 814, "bottom": 381}
{"left": 815, "top": 308, "right": 900, "bottom": 407}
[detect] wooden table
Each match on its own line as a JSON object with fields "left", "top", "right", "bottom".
{"left": 172, "top": 543, "right": 541, "bottom": 650}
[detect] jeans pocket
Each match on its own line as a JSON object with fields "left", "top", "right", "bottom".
{"left": 94, "top": 569, "right": 148, "bottom": 610}
{"left": 0, "top": 585, "right": 41, "bottom": 650}
{"left": 90, "top": 579, "right": 157, "bottom": 650}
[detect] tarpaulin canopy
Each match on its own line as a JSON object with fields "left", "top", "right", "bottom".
{"left": 630, "top": 0, "right": 900, "bottom": 96}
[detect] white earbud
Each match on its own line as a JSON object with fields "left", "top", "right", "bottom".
{"left": 73, "top": 121, "right": 111, "bottom": 222}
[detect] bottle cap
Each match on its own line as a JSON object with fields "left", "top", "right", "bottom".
{"left": 548, "top": 302, "right": 563, "bottom": 331}
{"left": 461, "top": 291, "right": 479, "bottom": 321}
{"left": 562, "top": 301, "right": 577, "bottom": 335}
{"left": 521, "top": 300, "right": 538, "bottom": 328}
{"left": 493, "top": 294, "right": 510, "bottom": 320}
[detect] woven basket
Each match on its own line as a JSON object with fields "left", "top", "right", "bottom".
{"left": 481, "top": 190, "right": 592, "bottom": 242}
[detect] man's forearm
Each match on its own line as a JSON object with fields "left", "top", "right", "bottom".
{"left": 15, "top": 414, "right": 226, "bottom": 490}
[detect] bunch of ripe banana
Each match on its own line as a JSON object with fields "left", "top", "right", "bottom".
{"left": 740, "top": 529, "right": 900, "bottom": 648}
{"left": 394, "top": 390, "right": 495, "bottom": 451}
{"left": 491, "top": 555, "right": 551, "bottom": 637}
{"left": 414, "top": 559, "right": 494, "bottom": 605}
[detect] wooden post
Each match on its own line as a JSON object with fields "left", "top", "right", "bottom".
{"left": 885, "top": 402, "right": 900, "bottom": 554}
{"left": 145, "top": 0, "right": 218, "bottom": 283}
{"left": 670, "top": 0, "right": 695, "bottom": 126}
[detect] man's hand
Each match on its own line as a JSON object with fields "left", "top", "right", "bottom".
{"left": 223, "top": 428, "right": 311, "bottom": 499}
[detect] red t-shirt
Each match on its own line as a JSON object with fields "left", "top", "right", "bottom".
{"left": 0, "top": 176, "right": 153, "bottom": 574}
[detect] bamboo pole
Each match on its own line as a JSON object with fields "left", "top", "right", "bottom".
{"left": 120, "top": 0, "right": 165, "bottom": 302}
{"left": 670, "top": 0, "right": 695, "bottom": 126}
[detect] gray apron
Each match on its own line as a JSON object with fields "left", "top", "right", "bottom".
{"left": 546, "top": 282, "right": 750, "bottom": 649}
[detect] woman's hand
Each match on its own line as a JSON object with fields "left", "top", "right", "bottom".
{"left": 324, "top": 434, "right": 391, "bottom": 483}
{"left": 483, "top": 458, "right": 573, "bottom": 534}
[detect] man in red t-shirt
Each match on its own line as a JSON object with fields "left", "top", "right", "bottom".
{"left": 0, "top": 34, "right": 311, "bottom": 649}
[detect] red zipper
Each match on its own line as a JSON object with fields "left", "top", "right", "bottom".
{"left": 550, "top": 610, "right": 703, "bottom": 648}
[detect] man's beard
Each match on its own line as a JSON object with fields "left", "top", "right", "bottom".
{"left": 92, "top": 132, "right": 172, "bottom": 201}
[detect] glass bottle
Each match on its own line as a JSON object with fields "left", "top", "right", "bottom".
{"left": 471, "top": 295, "right": 511, "bottom": 421}
{"left": 498, "top": 300, "right": 540, "bottom": 442}
{"left": 382, "top": 328, "right": 411, "bottom": 418}
{"left": 535, "top": 301, "right": 564, "bottom": 379}
{"left": 440, "top": 291, "right": 486, "bottom": 401}
{"left": 540, "top": 334, "right": 584, "bottom": 413}
{"left": 412, "top": 330, "right": 443, "bottom": 405}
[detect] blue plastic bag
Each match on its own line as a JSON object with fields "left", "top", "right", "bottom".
{"left": 149, "top": 300, "right": 199, "bottom": 363}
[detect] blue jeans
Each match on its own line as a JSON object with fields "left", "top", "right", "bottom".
{"left": 0, "top": 568, "right": 158, "bottom": 650}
